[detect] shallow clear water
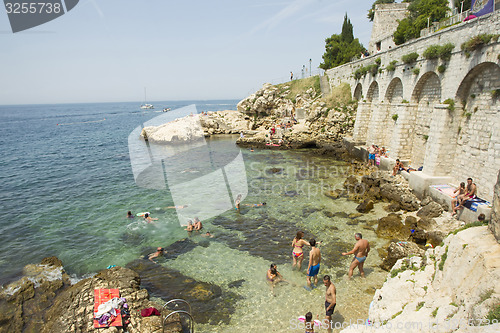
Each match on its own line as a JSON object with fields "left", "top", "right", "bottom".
{"left": 0, "top": 101, "right": 390, "bottom": 331}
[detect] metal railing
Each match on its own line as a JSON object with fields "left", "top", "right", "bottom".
{"left": 162, "top": 299, "right": 194, "bottom": 333}
{"left": 420, "top": 10, "right": 471, "bottom": 37}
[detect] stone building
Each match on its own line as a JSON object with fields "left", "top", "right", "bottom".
{"left": 368, "top": 2, "right": 410, "bottom": 55}
{"left": 326, "top": 10, "right": 500, "bottom": 207}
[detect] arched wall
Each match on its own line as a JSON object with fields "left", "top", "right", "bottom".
{"left": 410, "top": 72, "right": 441, "bottom": 168}
{"left": 451, "top": 62, "right": 500, "bottom": 201}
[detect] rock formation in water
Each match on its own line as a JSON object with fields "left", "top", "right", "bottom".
{"left": 0, "top": 257, "right": 182, "bottom": 333}
{"left": 140, "top": 111, "right": 252, "bottom": 143}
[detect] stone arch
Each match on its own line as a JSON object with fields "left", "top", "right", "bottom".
{"left": 409, "top": 72, "right": 441, "bottom": 167}
{"left": 366, "top": 81, "right": 379, "bottom": 102}
{"left": 353, "top": 83, "right": 363, "bottom": 101}
{"left": 455, "top": 62, "right": 500, "bottom": 102}
{"left": 451, "top": 62, "right": 500, "bottom": 201}
{"left": 410, "top": 72, "right": 441, "bottom": 103}
{"left": 385, "top": 78, "right": 403, "bottom": 103}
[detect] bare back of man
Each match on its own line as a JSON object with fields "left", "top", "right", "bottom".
{"left": 342, "top": 233, "right": 370, "bottom": 279}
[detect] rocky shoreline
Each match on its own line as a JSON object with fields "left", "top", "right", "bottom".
{"left": 2, "top": 79, "right": 499, "bottom": 332}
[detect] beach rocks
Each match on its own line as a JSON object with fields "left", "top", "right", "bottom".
{"left": 356, "top": 199, "right": 374, "bottom": 213}
{"left": 380, "top": 241, "right": 425, "bottom": 271}
{"left": 376, "top": 213, "right": 411, "bottom": 240}
{"left": 416, "top": 201, "right": 443, "bottom": 218}
{"left": 348, "top": 227, "right": 500, "bottom": 333}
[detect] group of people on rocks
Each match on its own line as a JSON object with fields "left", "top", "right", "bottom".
{"left": 367, "top": 144, "right": 387, "bottom": 168}
{"left": 451, "top": 177, "right": 477, "bottom": 216}
{"left": 268, "top": 231, "right": 370, "bottom": 332}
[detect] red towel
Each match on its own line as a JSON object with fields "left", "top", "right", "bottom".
{"left": 141, "top": 307, "right": 161, "bottom": 317}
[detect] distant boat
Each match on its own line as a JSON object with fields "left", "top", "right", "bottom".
{"left": 140, "top": 88, "right": 154, "bottom": 109}
{"left": 162, "top": 107, "right": 171, "bottom": 112}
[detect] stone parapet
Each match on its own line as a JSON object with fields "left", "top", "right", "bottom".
{"left": 490, "top": 170, "right": 500, "bottom": 243}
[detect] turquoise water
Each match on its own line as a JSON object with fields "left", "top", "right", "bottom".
{"left": 0, "top": 101, "right": 390, "bottom": 331}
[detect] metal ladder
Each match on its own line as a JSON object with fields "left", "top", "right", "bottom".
{"left": 162, "top": 299, "right": 194, "bottom": 333}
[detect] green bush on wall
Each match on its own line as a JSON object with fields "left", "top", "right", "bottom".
{"left": 402, "top": 52, "right": 419, "bottom": 64}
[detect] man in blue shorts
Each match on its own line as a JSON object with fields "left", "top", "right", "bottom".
{"left": 367, "top": 144, "right": 376, "bottom": 167}
{"left": 307, "top": 239, "right": 321, "bottom": 288}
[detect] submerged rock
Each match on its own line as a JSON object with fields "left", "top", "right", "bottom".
{"left": 356, "top": 199, "right": 374, "bottom": 213}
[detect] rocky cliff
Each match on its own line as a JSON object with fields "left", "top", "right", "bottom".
{"left": 236, "top": 81, "right": 357, "bottom": 148}
{"left": 340, "top": 226, "right": 500, "bottom": 332}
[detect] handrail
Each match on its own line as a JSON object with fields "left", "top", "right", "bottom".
{"left": 162, "top": 298, "right": 192, "bottom": 314}
{"left": 164, "top": 310, "right": 194, "bottom": 333}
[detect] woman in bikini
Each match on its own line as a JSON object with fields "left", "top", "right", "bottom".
{"left": 266, "top": 263, "right": 285, "bottom": 295}
{"left": 292, "top": 231, "right": 310, "bottom": 271}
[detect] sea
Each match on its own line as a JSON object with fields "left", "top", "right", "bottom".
{"left": 0, "top": 100, "right": 390, "bottom": 332}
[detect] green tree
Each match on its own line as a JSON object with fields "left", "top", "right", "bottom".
{"left": 320, "top": 14, "right": 364, "bottom": 70}
{"left": 367, "top": 0, "right": 396, "bottom": 21}
{"left": 393, "top": 0, "right": 450, "bottom": 45}
{"left": 341, "top": 13, "right": 354, "bottom": 43}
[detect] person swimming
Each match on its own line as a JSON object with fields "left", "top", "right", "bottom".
{"left": 143, "top": 213, "right": 158, "bottom": 223}
{"left": 148, "top": 247, "right": 165, "bottom": 263}
{"left": 127, "top": 211, "right": 134, "bottom": 219}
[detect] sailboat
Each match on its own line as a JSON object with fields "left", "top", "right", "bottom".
{"left": 140, "top": 88, "right": 154, "bottom": 109}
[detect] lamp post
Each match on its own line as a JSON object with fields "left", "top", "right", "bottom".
{"left": 309, "top": 59, "right": 312, "bottom": 77}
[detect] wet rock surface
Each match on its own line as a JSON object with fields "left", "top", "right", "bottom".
{"left": 0, "top": 257, "right": 183, "bottom": 333}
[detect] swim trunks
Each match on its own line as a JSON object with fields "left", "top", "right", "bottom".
{"left": 307, "top": 263, "right": 320, "bottom": 277}
{"left": 355, "top": 256, "right": 366, "bottom": 263}
{"left": 368, "top": 153, "right": 375, "bottom": 160}
{"left": 325, "top": 301, "right": 336, "bottom": 316}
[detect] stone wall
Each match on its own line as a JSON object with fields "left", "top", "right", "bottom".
{"left": 368, "top": 3, "right": 410, "bottom": 54}
{"left": 326, "top": 10, "right": 500, "bottom": 201}
{"left": 490, "top": 170, "right": 500, "bottom": 242}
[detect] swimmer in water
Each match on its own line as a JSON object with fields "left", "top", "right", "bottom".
{"left": 185, "top": 220, "right": 194, "bottom": 236}
{"left": 127, "top": 211, "right": 135, "bottom": 219}
{"left": 165, "top": 205, "right": 188, "bottom": 209}
{"left": 243, "top": 202, "right": 267, "bottom": 207}
{"left": 148, "top": 247, "right": 166, "bottom": 263}
{"left": 193, "top": 217, "right": 202, "bottom": 231}
{"left": 144, "top": 213, "right": 158, "bottom": 223}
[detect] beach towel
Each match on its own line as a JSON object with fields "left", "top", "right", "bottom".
{"left": 462, "top": 197, "right": 491, "bottom": 212}
{"left": 430, "top": 185, "right": 456, "bottom": 197}
{"left": 93, "top": 289, "right": 123, "bottom": 328}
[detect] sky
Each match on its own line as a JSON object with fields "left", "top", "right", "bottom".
{"left": 0, "top": 0, "right": 376, "bottom": 105}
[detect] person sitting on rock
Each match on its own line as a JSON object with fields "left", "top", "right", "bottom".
{"left": 452, "top": 178, "right": 477, "bottom": 215}
{"left": 392, "top": 159, "right": 407, "bottom": 176}
{"left": 450, "top": 182, "right": 466, "bottom": 214}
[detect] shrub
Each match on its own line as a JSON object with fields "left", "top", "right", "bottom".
{"left": 375, "top": 57, "right": 381, "bottom": 66}
{"left": 417, "top": 302, "right": 425, "bottom": 311}
{"left": 461, "top": 34, "right": 500, "bottom": 53}
{"left": 423, "top": 45, "right": 441, "bottom": 60}
{"left": 402, "top": 52, "right": 419, "bottom": 64}
{"left": 432, "top": 307, "right": 439, "bottom": 318}
{"left": 443, "top": 98, "right": 455, "bottom": 111}
{"left": 386, "top": 60, "right": 397, "bottom": 72}
{"left": 392, "top": 114, "right": 399, "bottom": 121}
{"left": 423, "top": 134, "right": 429, "bottom": 141}
{"left": 402, "top": 99, "right": 409, "bottom": 104}
{"left": 439, "top": 43, "right": 455, "bottom": 61}
{"left": 413, "top": 68, "right": 420, "bottom": 75}
{"left": 437, "top": 64, "right": 446, "bottom": 73}
{"left": 492, "top": 89, "right": 500, "bottom": 99}
{"left": 486, "top": 304, "right": 500, "bottom": 323}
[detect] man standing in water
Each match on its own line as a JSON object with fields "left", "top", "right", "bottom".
{"left": 342, "top": 233, "right": 370, "bottom": 279}
{"left": 307, "top": 239, "right": 321, "bottom": 288}
{"left": 323, "top": 275, "right": 336, "bottom": 333}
